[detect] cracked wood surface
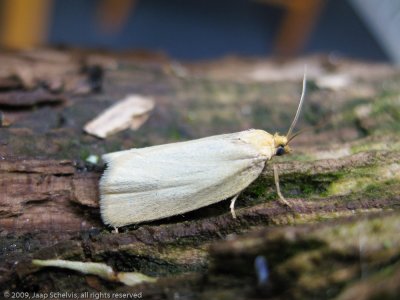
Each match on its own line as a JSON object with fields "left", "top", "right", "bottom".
{"left": 0, "top": 49, "right": 399, "bottom": 299}
{"left": 1, "top": 150, "right": 399, "bottom": 233}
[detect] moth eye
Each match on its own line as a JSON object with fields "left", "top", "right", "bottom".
{"left": 276, "top": 146, "right": 285, "bottom": 156}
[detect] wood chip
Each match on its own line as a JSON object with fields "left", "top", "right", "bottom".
{"left": 84, "top": 95, "right": 155, "bottom": 138}
{"left": 32, "top": 259, "right": 156, "bottom": 286}
{"left": 316, "top": 73, "right": 352, "bottom": 91}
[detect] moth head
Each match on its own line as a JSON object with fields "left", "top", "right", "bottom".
{"left": 273, "top": 134, "right": 290, "bottom": 156}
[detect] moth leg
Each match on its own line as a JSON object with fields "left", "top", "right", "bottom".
{"left": 273, "top": 165, "right": 291, "bottom": 207}
{"left": 230, "top": 193, "right": 240, "bottom": 219}
{"left": 113, "top": 227, "right": 119, "bottom": 234}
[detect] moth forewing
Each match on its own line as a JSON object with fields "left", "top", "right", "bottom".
{"left": 99, "top": 130, "right": 276, "bottom": 227}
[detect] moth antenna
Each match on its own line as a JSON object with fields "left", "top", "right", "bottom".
{"left": 288, "top": 112, "right": 334, "bottom": 143}
{"left": 287, "top": 127, "right": 310, "bottom": 143}
{"left": 286, "top": 67, "right": 307, "bottom": 139}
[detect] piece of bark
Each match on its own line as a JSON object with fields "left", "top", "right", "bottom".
{"left": 0, "top": 89, "right": 65, "bottom": 107}
{"left": 0, "top": 157, "right": 100, "bottom": 233}
{"left": 0, "top": 49, "right": 114, "bottom": 94}
{"left": 0, "top": 77, "right": 21, "bottom": 90}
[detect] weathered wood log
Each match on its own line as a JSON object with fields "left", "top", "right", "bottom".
{"left": 0, "top": 49, "right": 399, "bottom": 299}
{"left": 1, "top": 148, "right": 399, "bottom": 234}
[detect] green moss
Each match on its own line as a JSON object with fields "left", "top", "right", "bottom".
{"left": 293, "top": 211, "right": 364, "bottom": 224}
{"left": 244, "top": 172, "right": 343, "bottom": 205}
{"left": 168, "top": 128, "right": 183, "bottom": 140}
{"left": 247, "top": 179, "right": 269, "bottom": 198}
{"left": 281, "top": 173, "right": 343, "bottom": 198}
{"left": 79, "top": 148, "right": 91, "bottom": 161}
{"left": 350, "top": 136, "right": 400, "bottom": 154}
{"left": 290, "top": 154, "right": 316, "bottom": 162}
{"left": 268, "top": 214, "right": 400, "bottom": 298}
{"left": 326, "top": 164, "right": 400, "bottom": 197}
{"left": 93, "top": 242, "right": 208, "bottom": 277}
{"left": 244, "top": 159, "right": 399, "bottom": 211}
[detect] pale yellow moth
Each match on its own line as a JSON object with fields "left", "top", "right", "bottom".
{"left": 100, "top": 74, "right": 307, "bottom": 229}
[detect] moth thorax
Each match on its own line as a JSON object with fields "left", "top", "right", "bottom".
{"left": 240, "top": 130, "right": 275, "bottom": 157}
{"left": 273, "top": 134, "right": 288, "bottom": 147}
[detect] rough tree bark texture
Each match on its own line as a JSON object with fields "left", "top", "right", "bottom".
{"left": 0, "top": 50, "right": 399, "bottom": 299}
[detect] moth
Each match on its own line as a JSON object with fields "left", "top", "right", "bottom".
{"left": 100, "top": 74, "right": 307, "bottom": 229}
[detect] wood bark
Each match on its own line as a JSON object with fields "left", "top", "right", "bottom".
{"left": 0, "top": 49, "right": 399, "bottom": 299}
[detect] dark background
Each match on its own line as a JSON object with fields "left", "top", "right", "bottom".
{"left": 48, "top": 0, "right": 387, "bottom": 61}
